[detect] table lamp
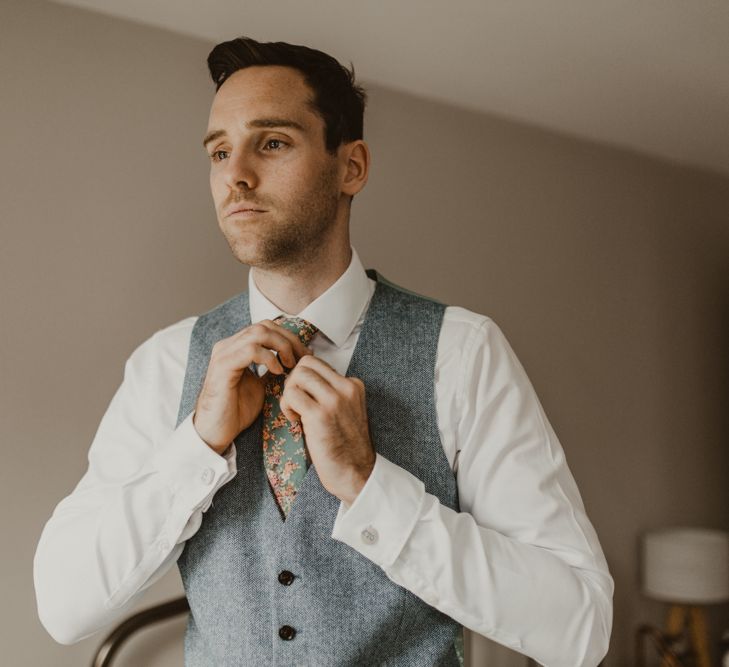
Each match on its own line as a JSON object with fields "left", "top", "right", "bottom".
{"left": 641, "top": 527, "right": 729, "bottom": 667}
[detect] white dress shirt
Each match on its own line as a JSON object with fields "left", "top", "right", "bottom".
{"left": 34, "top": 248, "right": 613, "bottom": 666}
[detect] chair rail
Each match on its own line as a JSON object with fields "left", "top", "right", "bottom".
{"left": 90, "top": 596, "right": 189, "bottom": 667}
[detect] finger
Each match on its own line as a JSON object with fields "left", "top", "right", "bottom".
{"left": 229, "top": 322, "right": 307, "bottom": 370}
{"left": 249, "top": 347, "right": 286, "bottom": 375}
{"left": 258, "top": 319, "right": 314, "bottom": 365}
{"left": 210, "top": 335, "right": 286, "bottom": 375}
{"left": 266, "top": 370, "right": 301, "bottom": 422}
{"left": 285, "top": 364, "right": 338, "bottom": 407}
{"left": 279, "top": 384, "right": 318, "bottom": 423}
{"left": 295, "top": 354, "right": 360, "bottom": 395}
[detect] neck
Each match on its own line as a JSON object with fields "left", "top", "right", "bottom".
{"left": 251, "top": 241, "right": 352, "bottom": 315}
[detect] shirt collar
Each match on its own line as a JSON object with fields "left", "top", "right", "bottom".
{"left": 247, "top": 247, "right": 373, "bottom": 348}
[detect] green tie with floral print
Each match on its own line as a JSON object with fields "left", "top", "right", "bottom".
{"left": 262, "top": 316, "right": 319, "bottom": 519}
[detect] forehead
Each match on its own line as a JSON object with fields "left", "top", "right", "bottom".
{"left": 208, "top": 65, "right": 319, "bottom": 129}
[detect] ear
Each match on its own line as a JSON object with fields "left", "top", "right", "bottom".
{"left": 339, "top": 140, "right": 370, "bottom": 197}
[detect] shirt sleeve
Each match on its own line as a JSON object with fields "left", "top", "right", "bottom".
{"left": 33, "top": 318, "right": 237, "bottom": 645}
{"left": 331, "top": 312, "right": 614, "bottom": 667}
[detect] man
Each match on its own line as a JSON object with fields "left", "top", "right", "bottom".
{"left": 34, "top": 37, "right": 613, "bottom": 666}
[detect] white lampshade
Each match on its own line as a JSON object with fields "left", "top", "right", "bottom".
{"left": 642, "top": 527, "right": 729, "bottom": 604}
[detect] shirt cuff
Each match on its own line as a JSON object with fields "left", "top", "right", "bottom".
{"left": 148, "top": 411, "right": 237, "bottom": 513}
{"left": 331, "top": 453, "right": 425, "bottom": 569}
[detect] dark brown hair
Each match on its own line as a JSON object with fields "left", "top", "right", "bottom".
{"left": 207, "top": 36, "right": 367, "bottom": 153}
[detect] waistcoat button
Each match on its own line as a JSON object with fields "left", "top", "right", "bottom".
{"left": 279, "top": 625, "right": 296, "bottom": 640}
{"left": 278, "top": 570, "right": 295, "bottom": 585}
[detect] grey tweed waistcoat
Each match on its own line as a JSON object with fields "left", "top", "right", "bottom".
{"left": 175, "top": 270, "right": 463, "bottom": 666}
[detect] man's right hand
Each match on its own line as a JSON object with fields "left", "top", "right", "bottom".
{"left": 192, "top": 320, "right": 313, "bottom": 455}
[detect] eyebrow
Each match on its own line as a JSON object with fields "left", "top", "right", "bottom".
{"left": 202, "top": 118, "right": 306, "bottom": 148}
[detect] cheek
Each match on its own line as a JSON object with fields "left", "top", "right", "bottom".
{"left": 267, "top": 161, "right": 299, "bottom": 190}
{"left": 210, "top": 175, "right": 227, "bottom": 208}
{"left": 280, "top": 170, "right": 330, "bottom": 209}
{"left": 269, "top": 153, "right": 322, "bottom": 188}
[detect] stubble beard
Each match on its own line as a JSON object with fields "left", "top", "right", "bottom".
{"left": 222, "top": 162, "right": 341, "bottom": 273}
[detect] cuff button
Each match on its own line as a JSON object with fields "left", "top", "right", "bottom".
{"left": 360, "top": 525, "right": 378, "bottom": 545}
{"left": 200, "top": 467, "right": 214, "bottom": 485}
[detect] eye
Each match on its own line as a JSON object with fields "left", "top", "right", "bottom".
{"left": 210, "top": 150, "right": 228, "bottom": 162}
{"left": 263, "top": 138, "right": 287, "bottom": 151}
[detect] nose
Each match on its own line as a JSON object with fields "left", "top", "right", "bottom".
{"left": 223, "top": 149, "right": 259, "bottom": 192}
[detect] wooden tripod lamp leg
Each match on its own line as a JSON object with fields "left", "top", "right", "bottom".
{"left": 662, "top": 604, "right": 713, "bottom": 667}
{"left": 661, "top": 605, "right": 686, "bottom": 667}
{"left": 687, "top": 605, "right": 711, "bottom": 667}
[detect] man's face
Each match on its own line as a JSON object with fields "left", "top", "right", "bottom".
{"left": 204, "top": 65, "right": 344, "bottom": 271}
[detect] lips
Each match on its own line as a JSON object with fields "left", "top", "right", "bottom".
{"left": 225, "top": 205, "right": 267, "bottom": 217}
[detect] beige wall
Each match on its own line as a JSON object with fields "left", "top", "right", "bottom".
{"left": 2, "top": 0, "right": 727, "bottom": 665}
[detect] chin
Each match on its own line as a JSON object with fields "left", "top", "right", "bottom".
{"left": 219, "top": 225, "right": 261, "bottom": 263}
{"left": 227, "top": 240, "right": 284, "bottom": 269}
{"left": 229, "top": 244, "right": 264, "bottom": 267}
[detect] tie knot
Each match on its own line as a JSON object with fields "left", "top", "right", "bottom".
{"left": 274, "top": 316, "right": 318, "bottom": 346}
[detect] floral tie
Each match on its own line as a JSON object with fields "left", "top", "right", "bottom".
{"left": 262, "top": 316, "right": 318, "bottom": 519}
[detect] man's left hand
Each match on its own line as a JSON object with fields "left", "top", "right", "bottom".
{"left": 279, "top": 355, "right": 375, "bottom": 506}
